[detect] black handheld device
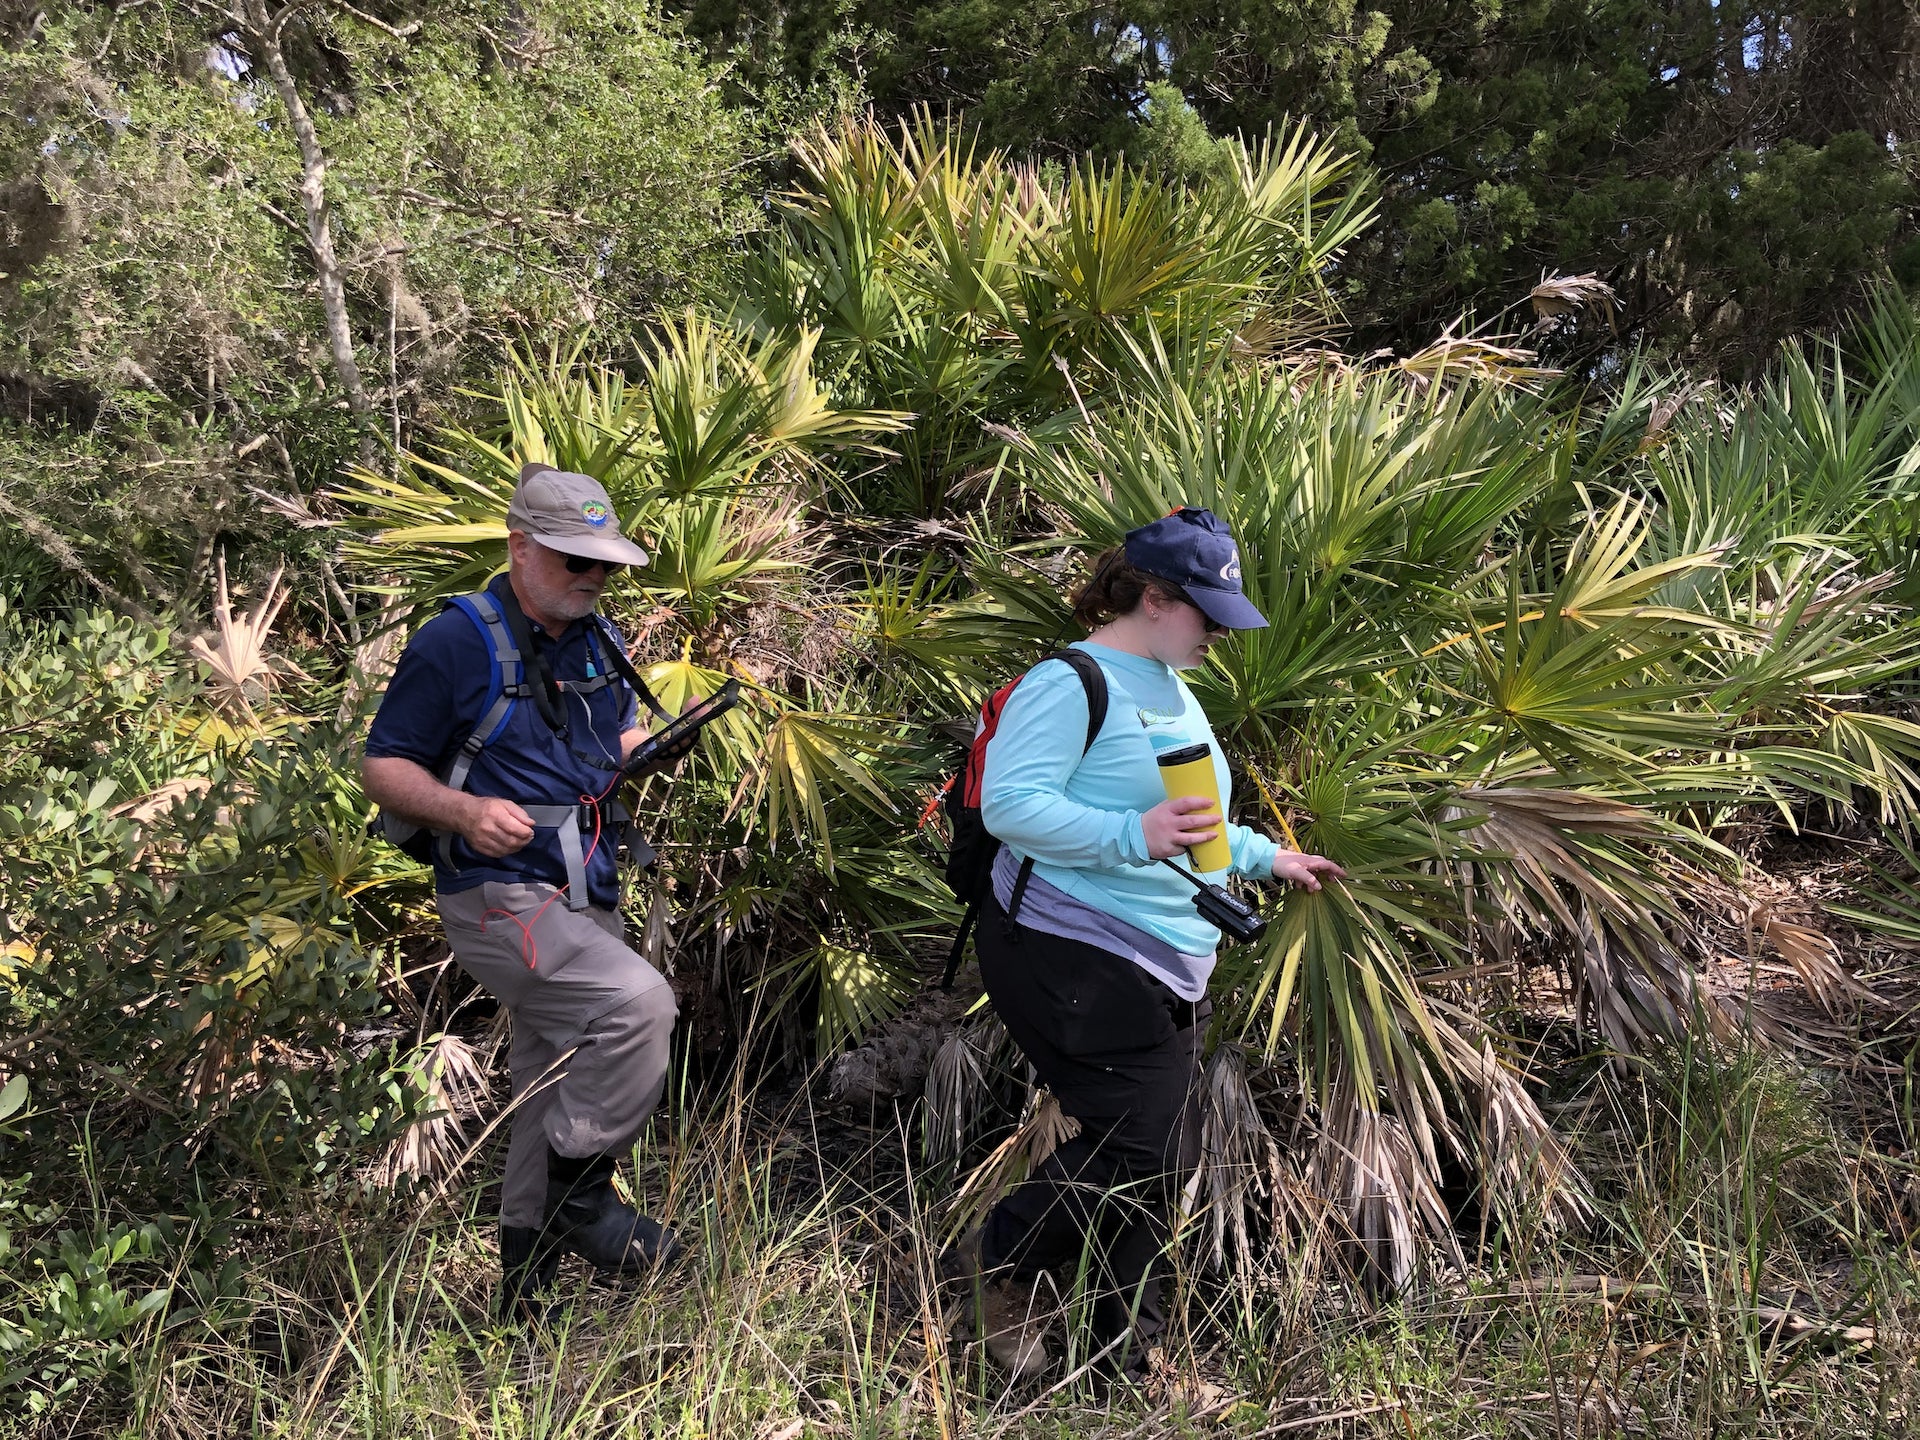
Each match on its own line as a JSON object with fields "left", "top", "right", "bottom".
{"left": 1157, "top": 857, "right": 1268, "bottom": 945}
{"left": 621, "top": 680, "right": 741, "bottom": 778}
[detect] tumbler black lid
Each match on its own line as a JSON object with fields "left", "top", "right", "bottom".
{"left": 1154, "top": 742, "right": 1212, "bottom": 767}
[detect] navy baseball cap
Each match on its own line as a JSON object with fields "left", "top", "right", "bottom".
{"left": 1123, "top": 507, "right": 1268, "bottom": 630}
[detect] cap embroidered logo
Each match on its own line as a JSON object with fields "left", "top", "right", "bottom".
{"left": 1220, "top": 555, "right": 1241, "bottom": 581}
{"left": 580, "top": 500, "right": 611, "bottom": 528}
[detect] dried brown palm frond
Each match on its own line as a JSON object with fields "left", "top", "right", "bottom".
{"left": 943, "top": 1085, "right": 1079, "bottom": 1243}
{"left": 110, "top": 775, "right": 214, "bottom": 864}
{"left": 922, "top": 1015, "right": 1005, "bottom": 1164}
{"left": 1304, "top": 1076, "right": 1460, "bottom": 1292}
{"left": 1751, "top": 898, "right": 1875, "bottom": 1018}
{"left": 376, "top": 1033, "right": 489, "bottom": 1188}
{"left": 1528, "top": 271, "right": 1616, "bottom": 327}
{"left": 1449, "top": 787, "right": 1703, "bottom": 1052}
{"left": 186, "top": 553, "right": 292, "bottom": 717}
{"left": 1395, "top": 329, "right": 1558, "bottom": 393}
{"left": 1178, "top": 1044, "right": 1287, "bottom": 1279}
{"left": 1639, "top": 381, "right": 1707, "bottom": 453}
{"left": 188, "top": 1015, "right": 247, "bottom": 1106}
{"left": 110, "top": 776, "right": 215, "bottom": 825}
{"left": 1432, "top": 1019, "right": 1591, "bottom": 1235}
{"left": 335, "top": 601, "right": 408, "bottom": 725}
{"left": 1575, "top": 900, "right": 1704, "bottom": 1053}
{"left": 1694, "top": 878, "right": 1883, "bottom": 1026}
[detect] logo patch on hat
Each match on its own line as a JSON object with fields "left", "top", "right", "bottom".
{"left": 580, "top": 500, "right": 611, "bottom": 528}
{"left": 1220, "top": 552, "right": 1242, "bottom": 582}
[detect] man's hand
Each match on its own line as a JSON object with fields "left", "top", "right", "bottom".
{"left": 619, "top": 693, "right": 710, "bottom": 764}
{"left": 363, "top": 755, "right": 537, "bottom": 859}
{"left": 1269, "top": 851, "right": 1347, "bottom": 891}
{"left": 1142, "top": 794, "right": 1222, "bottom": 860}
{"left": 461, "top": 796, "right": 536, "bottom": 858}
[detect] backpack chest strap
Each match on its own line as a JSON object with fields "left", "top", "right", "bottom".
{"left": 432, "top": 800, "right": 632, "bottom": 912}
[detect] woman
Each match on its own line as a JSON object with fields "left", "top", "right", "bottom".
{"left": 969, "top": 507, "right": 1344, "bottom": 1378}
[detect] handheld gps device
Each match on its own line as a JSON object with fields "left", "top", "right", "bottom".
{"left": 622, "top": 680, "right": 741, "bottom": 778}
{"left": 1156, "top": 857, "right": 1268, "bottom": 945}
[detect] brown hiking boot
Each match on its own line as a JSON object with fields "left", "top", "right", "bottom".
{"left": 939, "top": 1227, "right": 1050, "bottom": 1379}
{"left": 976, "top": 1276, "right": 1050, "bottom": 1378}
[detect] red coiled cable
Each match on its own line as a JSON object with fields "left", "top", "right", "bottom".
{"left": 480, "top": 764, "right": 625, "bottom": 969}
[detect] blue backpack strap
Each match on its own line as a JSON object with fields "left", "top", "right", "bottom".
{"left": 441, "top": 591, "right": 527, "bottom": 795}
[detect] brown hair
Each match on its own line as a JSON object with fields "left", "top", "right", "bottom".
{"left": 1070, "top": 547, "right": 1185, "bottom": 629}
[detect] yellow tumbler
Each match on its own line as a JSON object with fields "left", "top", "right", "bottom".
{"left": 1155, "top": 742, "right": 1231, "bottom": 872}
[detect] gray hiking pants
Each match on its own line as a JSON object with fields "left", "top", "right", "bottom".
{"left": 437, "top": 881, "right": 678, "bottom": 1229}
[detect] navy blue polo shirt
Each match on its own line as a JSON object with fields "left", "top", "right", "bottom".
{"left": 365, "top": 574, "right": 638, "bottom": 907}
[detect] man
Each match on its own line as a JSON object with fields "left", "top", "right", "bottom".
{"left": 363, "top": 463, "right": 680, "bottom": 1318}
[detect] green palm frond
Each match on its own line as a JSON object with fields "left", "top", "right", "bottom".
{"left": 768, "top": 936, "right": 916, "bottom": 1053}
{"left": 641, "top": 312, "right": 909, "bottom": 499}
{"left": 751, "top": 710, "right": 906, "bottom": 871}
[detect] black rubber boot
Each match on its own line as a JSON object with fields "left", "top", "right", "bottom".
{"left": 495, "top": 1222, "right": 563, "bottom": 1326}
{"left": 543, "top": 1147, "right": 681, "bottom": 1274}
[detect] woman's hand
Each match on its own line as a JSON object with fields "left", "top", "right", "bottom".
{"left": 1269, "top": 850, "right": 1347, "bottom": 891}
{"left": 1142, "top": 794, "right": 1222, "bottom": 860}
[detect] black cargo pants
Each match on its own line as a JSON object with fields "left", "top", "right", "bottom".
{"left": 976, "top": 891, "right": 1208, "bottom": 1364}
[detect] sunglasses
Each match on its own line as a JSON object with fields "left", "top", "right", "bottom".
{"left": 563, "top": 553, "right": 624, "bottom": 576}
{"left": 1170, "top": 591, "right": 1228, "bottom": 635}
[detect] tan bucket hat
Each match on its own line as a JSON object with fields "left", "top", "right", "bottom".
{"left": 506, "top": 463, "right": 650, "bottom": 565}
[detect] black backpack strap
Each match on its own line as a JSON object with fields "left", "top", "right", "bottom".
{"left": 940, "top": 901, "right": 979, "bottom": 990}
{"left": 590, "top": 614, "right": 675, "bottom": 727}
{"left": 1045, "top": 648, "right": 1109, "bottom": 752}
{"left": 945, "top": 648, "right": 1109, "bottom": 986}
{"left": 489, "top": 583, "right": 567, "bottom": 734}
{"left": 1000, "top": 855, "right": 1037, "bottom": 940}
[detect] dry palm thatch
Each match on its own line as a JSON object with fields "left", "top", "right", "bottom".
{"left": 1396, "top": 330, "right": 1558, "bottom": 392}
{"left": 186, "top": 553, "right": 292, "bottom": 718}
{"left": 1743, "top": 891, "right": 1877, "bottom": 1019}
{"left": 1527, "top": 271, "right": 1617, "bottom": 327}
{"left": 943, "top": 1086, "right": 1079, "bottom": 1242}
{"left": 1449, "top": 787, "right": 1703, "bottom": 1053}
{"left": 1639, "top": 381, "right": 1707, "bottom": 453}
{"left": 1179, "top": 1044, "right": 1288, "bottom": 1279}
{"left": 376, "top": 1033, "right": 489, "bottom": 1187}
{"left": 1432, "top": 1021, "right": 1591, "bottom": 1235}
{"left": 1304, "top": 1076, "right": 1461, "bottom": 1291}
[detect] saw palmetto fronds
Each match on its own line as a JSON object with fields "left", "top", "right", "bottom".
{"left": 377, "top": 1033, "right": 489, "bottom": 1187}
{"left": 188, "top": 554, "right": 292, "bottom": 720}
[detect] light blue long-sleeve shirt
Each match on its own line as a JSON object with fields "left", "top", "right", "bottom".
{"left": 980, "top": 641, "right": 1281, "bottom": 972}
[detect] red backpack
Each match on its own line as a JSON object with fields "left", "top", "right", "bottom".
{"left": 933, "top": 649, "right": 1108, "bottom": 988}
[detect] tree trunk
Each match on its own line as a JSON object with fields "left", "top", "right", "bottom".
{"left": 241, "top": 0, "right": 377, "bottom": 467}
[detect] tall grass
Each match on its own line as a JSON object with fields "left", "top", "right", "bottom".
{"left": 22, "top": 1035, "right": 1900, "bottom": 1440}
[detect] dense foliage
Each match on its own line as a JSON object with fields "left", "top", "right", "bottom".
{"left": 348, "top": 115, "right": 1920, "bottom": 1285}
{"left": 672, "top": 0, "right": 1920, "bottom": 368}
{"left": 1, "top": 0, "right": 760, "bottom": 616}
{"left": 3, "top": 6, "right": 1920, "bottom": 1428}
